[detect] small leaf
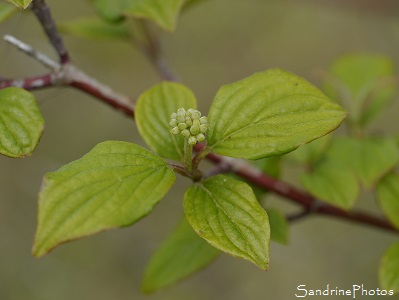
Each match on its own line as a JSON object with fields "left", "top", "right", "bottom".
{"left": 59, "top": 17, "right": 130, "bottom": 40}
{"left": 361, "top": 85, "right": 396, "bottom": 126}
{"left": 7, "top": 0, "right": 31, "bottom": 9}
{"left": 135, "top": 82, "right": 197, "bottom": 161}
{"left": 0, "top": 87, "right": 44, "bottom": 158}
{"left": 377, "top": 173, "right": 399, "bottom": 230}
{"left": 206, "top": 69, "right": 347, "bottom": 160}
{"left": 91, "top": 0, "right": 126, "bottom": 22}
{"left": 329, "top": 54, "right": 394, "bottom": 100}
{"left": 184, "top": 175, "right": 270, "bottom": 270}
{"left": 326, "top": 53, "right": 396, "bottom": 126}
{"left": 0, "top": 2, "right": 17, "bottom": 22}
{"left": 33, "top": 141, "right": 175, "bottom": 257}
{"left": 266, "top": 208, "right": 289, "bottom": 245}
{"left": 380, "top": 242, "right": 399, "bottom": 294}
{"left": 326, "top": 137, "right": 399, "bottom": 188}
{"left": 301, "top": 161, "right": 359, "bottom": 210}
{"left": 123, "top": 0, "right": 184, "bottom": 31}
{"left": 142, "top": 217, "right": 220, "bottom": 293}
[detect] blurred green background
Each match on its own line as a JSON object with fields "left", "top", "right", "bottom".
{"left": 1, "top": 0, "right": 399, "bottom": 299}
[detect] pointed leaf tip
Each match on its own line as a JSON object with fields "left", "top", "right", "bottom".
{"left": 207, "top": 69, "right": 347, "bottom": 159}
{"left": 142, "top": 218, "right": 219, "bottom": 293}
{"left": 33, "top": 141, "right": 175, "bottom": 257}
{"left": 8, "top": 0, "right": 32, "bottom": 9}
{"left": 184, "top": 175, "right": 270, "bottom": 270}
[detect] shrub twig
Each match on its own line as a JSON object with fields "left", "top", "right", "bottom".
{"left": 0, "top": 0, "right": 397, "bottom": 235}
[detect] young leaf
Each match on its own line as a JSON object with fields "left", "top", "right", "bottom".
{"left": 0, "top": 2, "right": 17, "bottom": 22}
{"left": 123, "top": 0, "right": 184, "bottom": 31}
{"left": 142, "top": 217, "right": 220, "bottom": 293}
{"left": 380, "top": 242, "right": 399, "bottom": 294}
{"left": 135, "top": 82, "right": 197, "bottom": 161}
{"left": 326, "top": 137, "right": 399, "bottom": 188}
{"left": 377, "top": 173, "right": 399, "bottom": 230}
{"left": 0, "top": 87, "right": 44, "bottom": 158}
{"left": 301, "top": 161, "right": 359, "bottom": 210}
{"left": 91, "top": 0, "right": 126, "bottom": 22}
{"left": 184, "top": 175, "right": 270, "bottom": 270}
{"left": 329, "top": 54, "right": 394, "bottom": 101}
{"left": 33, "top": 141, "right": 175, "bottom": 257}
{"left": 7, "top": 0, "right": 31, "bottom": 9}
{"left": 326, "top": 53, "right": 396, "bottom": 126}
{"left": 266, "top": 208, "right": 289, "bottom": 245}
{"left": 206, "top": 69, "right": 347, "bottom": 160}
{"left": 58, "top": 17, "right": 130, "bottom": 41}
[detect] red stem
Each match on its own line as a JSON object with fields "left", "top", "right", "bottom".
{"left": 1, "top": 0, "right": 396, "bottom": 235}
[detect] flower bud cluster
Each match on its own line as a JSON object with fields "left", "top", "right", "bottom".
{"left": 170, "top": 108, "right": 208, "bottom": 146}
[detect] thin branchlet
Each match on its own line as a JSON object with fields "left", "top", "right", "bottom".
{"left": 0, "top": 0, "right": 396, "bottom": 235}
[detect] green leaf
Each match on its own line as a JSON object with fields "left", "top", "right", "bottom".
{"left": 380, "top": 242, "right": 399, "bottom": 294}
{"left": 0, "top": 87, "right": 44, "bottom": 158}
{"left": 266, "top": 208, "right": 289, "bottom": 245}
{"left": 0, "top": 3, "right": 17, "bottom": 22}
{"left": 7, "top": 0, "right": 31, "bottom": 9}
{"left": 326, "top": 137, "right": 399, "bottom": 188}
{"left": 142, "top": 217, "right": 220, "bottom": 293}
{"left": 301, "top": 161, "right": 359, "bottom": 210}
{"left": 91, "top": 0, "right": 126, "bottom": 22}
{"left": 58, "top": 17, "right": 130, "bottom": 40}
{"left": 377, "top": 173, "right": 399, "bottom": 230}
{"left": 184, "top": 175, "right": 270, "bottom": 270}
{"left": 326, "top": 53, "right": 396, "bottom": 126}
{"left": 123, "top": 0, "right": 184, "bottom": 31}
{"left": 329, "top": 54, "right": 394, "bottom": 100}
{"left": 206, "top": 69, "right": 347, "bottom": 160}
{"left": 361, "top": 85, "right": 396, "bottom": 126}
{"left": 33, "top": 141, "right": 175, "bottom": 257}
{"left": 135, "top": 82, "right": 197, "bottom": 161}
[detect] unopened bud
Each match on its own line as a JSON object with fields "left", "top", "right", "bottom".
{"left": 196, "top": 133, "right": 205, "bottom": 142}
{"left": 178, "top": 123, "right": 187, "bottom": 130}
{"left": 171, "top": 127, "right": 180, "bottom": 135}
{"left": 188, "top": 136, "right": 197, "bottom": 145}
{"left": 181, "top": 129, "right": 190, "bottom": 138}
{"left": 199, "top": 116, "right": 208, "bottom": 124}
{"left": 191, "top": 111, "right": 201, "bottom": 120}
{"left": 199, "top": 124, "right": 208, "bottom": 133}
{"left": 190, "top": 125, "right": 200, "bottom": 135}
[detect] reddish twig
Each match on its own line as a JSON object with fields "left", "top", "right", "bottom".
{"left": 0, "top": 73, "right": 55, "bottom": 90}
{"left": 202, "top": 149, "right": 397, "bottom": 233}
{"left": 1, "top": 35, "right": 134, "bottom": 114}
{"left": 1, "top": 0, "right": 397, "bottom": 235}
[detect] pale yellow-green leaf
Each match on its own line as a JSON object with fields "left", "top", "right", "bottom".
{"left": 184, "top": 175, "right": 270, "bottom": 270}
{"left": 33, "top": 141, "right": 175, "bottom": 257}
{"left": 0, "top": 87, "right": 44, "bottom": 158}
{"left": 7, "top": 0, "right": 31, "bottom": 9}
{"left": 206, "top": 69, "right": 347, "bottom": 159}
{"left": 124, "top": 0, "right": 184, "bottom": 31}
